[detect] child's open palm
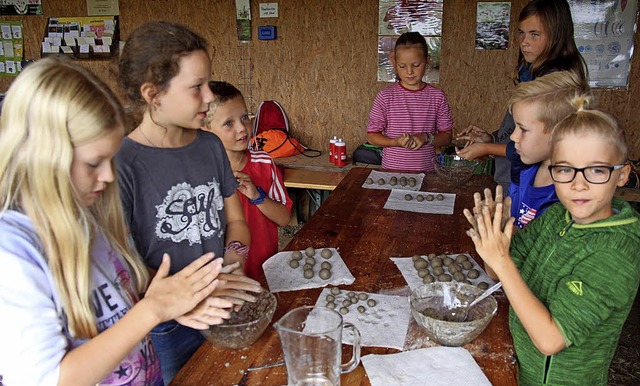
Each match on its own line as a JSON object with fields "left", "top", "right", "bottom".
{"left": 466, "top": 202, "right": 514, "bottom": 273}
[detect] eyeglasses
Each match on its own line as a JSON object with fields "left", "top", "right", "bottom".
{"left": 548, "top": 164, "right": 626, "bottom": 184}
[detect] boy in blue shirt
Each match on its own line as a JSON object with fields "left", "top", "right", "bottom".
{"left": 506, "top": 71, "right": 589, "bottom": 228}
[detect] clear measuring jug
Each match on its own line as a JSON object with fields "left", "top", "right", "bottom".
{"left": 274, "top": 306, "right": 361, "bottom": 386}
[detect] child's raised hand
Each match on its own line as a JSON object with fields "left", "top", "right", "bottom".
{"left": 143, "top": 252, "right": 222, "bottom": 325}
{"left": 234, "top": 171, "right": 259, "bottom": 200}
{"left": 466, "top": 202, "right": 514, "bottom": 273}
{"left": 456, "top": 125, "right": 492, "bottom": 144}
{"left": 463, "top": 186, "right": 513, "bottom": 234}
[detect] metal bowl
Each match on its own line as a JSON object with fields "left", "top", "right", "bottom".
{"left": 433, "top": 154, "right": 479, "bottom": 185}
{"left": 201, "top": 290, "right": 277, "bottom": 349}
{"left": 410, "top": 282, "right": 497, "bottom": 347}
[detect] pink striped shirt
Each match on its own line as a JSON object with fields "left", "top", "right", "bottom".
{"left": 367, "top": 82, "right": 453, "bottom": 171}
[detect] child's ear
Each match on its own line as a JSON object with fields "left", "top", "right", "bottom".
{"left": 140, "top": 82, "right": 159, "bottom": 106}
{"left": 616, "top": 163, "right": 632, "bottom": 187}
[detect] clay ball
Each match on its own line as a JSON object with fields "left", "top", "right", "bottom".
{"left": 330, "top": 287, "right": 341, "bottom": 295}
{"left": 423, "top": 274, "right": 436, "bottom": 284}
{"left": 427, "top": 253, "right": 437, "bottom": 260}
{"left": 320, "top": 261, "right": 332, "bottom": 270}
{"left": 414, "top": 258, "right": 428, "bottom": 269}
{"left": 478, "top": 281, "right": 489, "bottom": 290}
{"left": 467, "top": 269, "right": 480, "bottom": 279}
{"left": 291, "top": 250, "right": 303, "bottom": 260}
{"left": 404, "top": 194, "right": 413, "bottom": 201}
{"left": 326, "top": 294, "right": 335, "bottom": 302}
{"left": 408, "top": 177, "right": 417, "bottom": 187}
{"left": 305, "top": 246, "right": 315, "bottom": 257}
{"left": 417, "top": 269, "right": 430, "bottom": 278}
{"left": 320, "top": 248, "right": 333, "bottom": 259}
{"left": 326, "top": 302, "right": 336, "bottom": 309}
{"left": 305, "top": 257, "right": 316, "bottom": 266}
{"left": 416, "top": 195, "right": 424, "bottom": 202}
{"left": 319, "top": 268, "right": 331, "bottom": 280}
{"left": 377, "top": 178, "right": 385, "bottom": 185}
{"left": 339, "top": 307, "right": 349, "bottom": 315}
{"left": 357, "top": 305, "right": 366, "bottom": 313}
{"left": 358, "top": 293, "right": 368, "bottom": 300}
{"left": 412, "top": 254, "right": 422, "bottom": 261}
{"left": 342, "top": 299, "right": 352, "bottom": 307}
{"left": 448, "top": 263, "right": 461, "bottom": 274}
{"left": 367, "top": 299, "right": 377, "bottom": 307}
{"left": 462, "top": 261, "right": 473, "bottom": 270}
{"left": 442, "top": 256, "right": 454, "bottom": 266}
{"left": 303, "top": 269, "right": 314, "bottom": 279}
{"left": 453, "top": 272, "right": 466, "bottom": 282}
{"left": 438, "top": 273, "right": 452, "bottom": 282}
{"left": 431, "top": 257, "right": 443, "bottom": 268}
{"left": 432, "top": 266, "right": 445, "bottom": 276}
{"left": 455, "top": 254, "right": 468, "bottom": 263}
{"left": 390, "top": 176, "right": 398, "bottom": 186}
{"left": 365, "top": 178, "right": 373, "bottom": 185}
{"left": 425, "top": 194, "right": 435, "bottom": 201}
{"left": 289, "top": 260, "right": 300, "bottom": 269}
{"left": 436, "top": 194, "right": 444, "bottom": 201}
{"left": 303, "top": 263, "right": 313, "bottom": 270}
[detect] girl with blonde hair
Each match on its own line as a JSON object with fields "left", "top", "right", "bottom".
{"left": 0, "top": 57, "right": 228, "bottom": 386}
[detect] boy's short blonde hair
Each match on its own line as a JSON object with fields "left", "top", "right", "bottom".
{"left": 508, "top": 71, "right": 591, "bottom": 133}
{"left": 552, "top": 100, "right": 628, "bottom": 163}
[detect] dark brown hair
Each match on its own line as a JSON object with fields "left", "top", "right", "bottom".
{"left": 395, "top": 31, "right": 429, "bottom": 59}
{"left": 516, "top": 0, "right": 587, "bottom": 83}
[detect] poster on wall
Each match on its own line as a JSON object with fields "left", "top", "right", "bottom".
{"left": 569, "top": 0, "right": 639, "bottom": 87}
{"left": 378, "top": 0, "right": 443, "bottom": 83}
{"left": 476, "top": 2, "right": 511, "bottom": 50}
{"left": 0, "top": 0, "right": 42, "bottom": 15}
{"left": 235, "top": 0, "right": 251, "bottom": 41}
{"left": 0, "top": 20, "right": 23, "bottom": 76}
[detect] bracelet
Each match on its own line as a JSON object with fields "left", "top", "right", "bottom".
{"left": 427, "top": 132, "right": 435, "bottom": 145}
{"left": 224, "top": 241, "right": 250, "bottom": 257}
{"left": 249, "top": 186, "right": 267, "bottom": 205}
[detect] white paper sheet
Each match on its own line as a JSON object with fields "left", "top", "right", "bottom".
{"left": 362, "top": 347, "right": 491, "bottom": 386}
{"left": 263, "top": 248, "right": 355, "bottom": 293}
{"left": 384, "top": 189, "right": 455, "bottom": 214}
{"left": 311, "top": 288, "right": 411, "bottom": 350}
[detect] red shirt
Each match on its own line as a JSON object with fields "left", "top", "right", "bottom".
{"left": 239, "top": 150, "right": 293, "bottom": 280}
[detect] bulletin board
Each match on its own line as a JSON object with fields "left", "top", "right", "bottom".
{"left": 0, "top": 20, "right": 23, "bottom": 76}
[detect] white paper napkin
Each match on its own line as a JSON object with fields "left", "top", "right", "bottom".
{"left": 391, "top": 253, "right": 496, "bottom": 291}
{"left": 383, "top": 189, "right": 456, "bottom": 214}
{"left": 362, "top": 170, "right": 425, "bottom": 191}
{"left": 362, "top": 346, "right": 491, "bottom": 386}
{"left": 311, "top": 288, "right": 411, "bottom": 350}
{"left": 263, "top": 248, "right": 355, "bottom": 293}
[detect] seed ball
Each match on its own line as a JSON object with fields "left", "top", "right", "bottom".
{"left": 437, "top": 254, "right": 448, "bottom": 260}
{"left": 326, "top": 302, "right": 336, "bottom": 310}
{"left": 428, "top": 253, "right": 437, "bottom": 260}
{"left": 377, "top": 178, "right": 385, "bottom": 185}
{"left": 291, "top": 251, "right": 303, "bottom": 260}
{"left": 347, "top": 291, "right": 356, "bottom": 298}
{"left": 455, "top": 254, "right": 468, "bottom": 263}
{"left": 404, "top": 194, "right": 413, "bottom": 201}
{"left": 426, "top": 194, "right": 434, "bottom": 201}
{"left": 453, "top": 272, "right": 466, "bottom": 282}
{"left": 468, "top": 269, "right": 480, "bottom": 279}
{"left": 478, "top": 281, "right": 490, "bottom": 290}
{"left": 303, "top": 269, "right": 314, "bottom": 279}
{"left": 464, "top": 280, "right": 473, "bottom": 285}
{"left": 423, "top": 274, "right": 436, "bottom": 284}
{"left": 448, "top": 264, "right": 462, "bottom": 274}
{"left": 367, "top": 299, "right": 377, "bottom": 307}
{"left": 432, "top": 266, "right": 444, "bottom": 276}
{"left": 326, "top": 294, "right": 335, "bottom": 302}
{"left": 342, "top": 299, "right": 352, "bottom": 307}
{"left": 330, "top": 287, "right": 341, "bottom": 295}
{"left": 462, "top": 261, "right": 474, "bottom": 270}
{"left": 321, "top": 261, "right": 332, "bottom": 270}
{"left": 431, "top": 257, "right": 443, "bottom": 268}
{"left": 412, "top": 254, "right": 422, "bottom": 261}
{"left": 436, "top": 194, "right": 444, "bottom": 201}
{"left": 414, "top": 258, "right": 428, "bottom": 269}
{"left": 442, "top": 256, "right": 454, "bottom": 266}
{"left": 357, "top": 305, "right": 366, "bottom": 313}
{"left": 408, "top": 177, "right": 417, "bottom": 187}
{"left": 303, "top": 263, "right": 313, "bottom": 270}
{"left": 305, "top": 257, "right": 316, "bottom": 266}
{"left": 416, "top": 195, "right": 424, "bottom": 202}
{"left": 358, "top": 293, "right": 368, "bottom": 300}
{"left": 417, "top": 268, "right": 430, "bottom": 278}
{"left": 339, "top": 307, "right": 349, "bottom": 315}
{"left": 305, "top": 246, "right": 315, "bottom": 257}
{"left": 365, "top": 178, "right": 373, "bottom": 185}
{"left": 438, "top": 273, "right": 452, "bottom": 282}
{"left": 319, "top": 268, "right": 331, "bottom": 280}
{"left": 320, "top": 248, "right": 333, "bottom": 259}
{"left": 390, "top": 176, "right": 398, "bottom": 186}
{"left": 289, "top": 260, "right": 300, "bottom": 269}
{"left": 350, "top": 297, "right": 358, "bottom": 304}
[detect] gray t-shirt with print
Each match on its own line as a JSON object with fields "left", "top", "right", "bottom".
{"left": 116, "top": 130, "right": 238, "bottom": 274}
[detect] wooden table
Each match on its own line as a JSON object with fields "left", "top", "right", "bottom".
{"left": 172, "top": 168, "right": 518, "bottom": 386}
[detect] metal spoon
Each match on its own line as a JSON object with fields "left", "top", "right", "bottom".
{"left": 448, "top": 282, "right": 502, "bottom": 322}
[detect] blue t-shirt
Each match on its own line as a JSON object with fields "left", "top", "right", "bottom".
{"left": 509, "top": 163, "right": 558, "bottom": 228}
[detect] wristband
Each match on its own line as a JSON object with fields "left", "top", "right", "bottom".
{"left": 249, "top": 186, "right": 267, "bottom": 205}
{"left": 427, "top": 132, "right": 435, "bottom": 145}
{"left": 224, "top": 241, "right": 250, "bottom": 257}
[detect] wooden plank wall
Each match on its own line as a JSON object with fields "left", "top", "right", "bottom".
{"left": 2, "top": 0, "right": 640, "bottom": 158}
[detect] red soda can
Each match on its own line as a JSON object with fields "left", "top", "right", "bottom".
{"left": 329, "top": 136, "right": 338, "bottom": 164}
{"left": 335, "top": 138, "right": 346, "bottom": 167}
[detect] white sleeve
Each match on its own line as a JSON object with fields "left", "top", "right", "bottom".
{"left": 0, "top": 243, "right": 68, "bottom": 386}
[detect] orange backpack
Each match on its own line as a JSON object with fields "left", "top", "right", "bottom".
{"left": 250, "top": 101, "right": 304, "bottom": 158}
